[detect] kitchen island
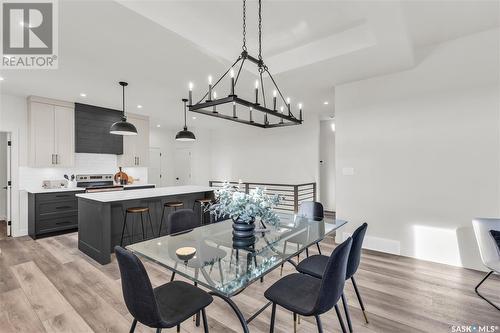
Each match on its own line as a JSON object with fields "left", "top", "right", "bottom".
{"left": 76, "top": 185, "right": 213, "bottom": 264}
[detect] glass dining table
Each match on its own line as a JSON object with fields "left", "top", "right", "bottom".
{"left": 127, "top": 212, "right": 348, "bottom": 333}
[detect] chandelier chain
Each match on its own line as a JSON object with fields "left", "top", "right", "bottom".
{"left": 258, "top": 0, "right": 262, "bottom": 60}
{"left": 242, "top": 0, "right": 247, "bottom": 51}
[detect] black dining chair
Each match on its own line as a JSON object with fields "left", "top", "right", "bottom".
{"left": 265, "top": 237, "right": 353, "bottom": 333}
{"left": 167, "top": 208, "right": 200, "bottom": 235}
{"left": 280, "top": 201, "right": 325, "bottom": 276}
{"left": 296, "top": 223, "right": 369, "bottom": 332}
{"left": 114, "top": 246, "right": 213, "bottom": 333}
{"left": 299, "top": 201, "right": 325, "bottom": 255}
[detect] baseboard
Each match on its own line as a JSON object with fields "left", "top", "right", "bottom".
{"left": 341, "top": 231, "right": 401, "bottom": 255}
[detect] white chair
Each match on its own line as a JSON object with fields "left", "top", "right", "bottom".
{"left": 472, "top": 218, "right": 500, "bottom": 311}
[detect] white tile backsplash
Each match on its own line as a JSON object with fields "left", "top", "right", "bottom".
{"left": 20, "top": 153, "right": 149, "bottom": 190}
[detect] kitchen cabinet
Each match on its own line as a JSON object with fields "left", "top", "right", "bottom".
{"left": 28, "top": 96, "right": 75, "bottom": 167}
{"left": 118, "top": 113, "right": 149, "bottom": 167}
{"left": 28, "top": 189, "right": 84, "bottom": 239}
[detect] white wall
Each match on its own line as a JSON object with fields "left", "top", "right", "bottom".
{"left": 335, "top": 29, "right": 500, "bottom": 270}
{"left": 209, "top": 114, "right": 320, "bottom": 185}
{"left": 319, "top": 120, "right": 335, "bottom": 211}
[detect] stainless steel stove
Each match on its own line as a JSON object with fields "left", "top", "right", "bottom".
{"left": 76, "top": 174, "right": 124, "bottom": 193}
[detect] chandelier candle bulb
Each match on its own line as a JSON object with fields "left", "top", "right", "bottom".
{"left": 208, "top": 75, "right": 213, "bottom": 101}
{"left": 250, "top": 106, "right": 253, "bottom": 123}
{"left": 286, "top": 97, "right": 291, "bottom": 115}
{"left": 188, "top": 82, "right": 193, "bottom": 105}
{"left": 255, "top": 80, "right": 259, "bottom": 104}
{"left": 273, "top": 90, "right": 277, "bottom": 110}
{"left": 212, "top": 91, "right": 217, "bottom": 113}
{"left": 298, "top": 103, "right": 303, "bottom": 121}
{"left": 232, "top": 101, "right": 237, "bottom": 118}
{"left": 230, "top": 69, "right": 235, "bottom": 96}
{"left": 280, "top": 106, "right": 284, "bottom": 124}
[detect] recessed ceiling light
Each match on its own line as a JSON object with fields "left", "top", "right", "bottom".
{"left": 156, "top": 124, "right": 161, "bottom": 128}
{"left": 323, "top": 101, "right": 329, "bottom": 105}
{"left": 0, "top": 77, "right": 4, "bottom": 81}
{"left": 137, "top": 105, "right": 143, "bottom": 109}
{"left": 331, "top": 123, "right": 336, "bottom": 132}
{"left": 79, "top": 93, "right": 87, "bottom": 97}
{"left": 192, "top": 116, "right": 197, "bottom": 120}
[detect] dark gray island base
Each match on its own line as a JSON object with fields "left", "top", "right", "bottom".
{"left": 76, "top": 185, "right": 213, "bottom": 264}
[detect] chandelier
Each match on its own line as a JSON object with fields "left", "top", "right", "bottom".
{"left": 185, "top": 0, "right": 303, "bottom": 128}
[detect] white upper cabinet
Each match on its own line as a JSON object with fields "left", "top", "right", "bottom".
{"left": 28, "top": 97, "right": 75, "bottom": 167}
{"left": 118, "top": 113, "right": 149, "bottom": 167}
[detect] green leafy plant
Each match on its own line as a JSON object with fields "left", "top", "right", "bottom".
{"left": 209, "top": 182, "right": 282, "bottom": 225}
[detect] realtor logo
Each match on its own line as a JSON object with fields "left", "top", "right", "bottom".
{"left": 1, "top": 0, "right": 58, "bottom": 68}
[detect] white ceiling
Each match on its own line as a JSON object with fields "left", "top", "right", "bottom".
{"left": 0, "top": 0, "right": 498, "bottom": 130}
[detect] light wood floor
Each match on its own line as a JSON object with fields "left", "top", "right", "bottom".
{"left": 0, "top": 232, "right": 499, "bottom": 333}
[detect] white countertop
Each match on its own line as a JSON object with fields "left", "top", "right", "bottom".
{"left": 76, "top": 185, "right": 213, "bottom": 202}
{"left": 25, "top": 187, "right": 86, "bottom": 194}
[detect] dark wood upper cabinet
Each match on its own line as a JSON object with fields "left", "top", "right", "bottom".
{"left": 75, "top": 103, "right": 123, "bottom": 154}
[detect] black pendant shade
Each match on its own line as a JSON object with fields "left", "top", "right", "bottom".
{"left": 110, "top": 118, "right": 138, "bottom": 136}
{"left": 176, "top": 98, "right": 196, "bottom": 141}
{"left": 110, "top": 81, "right": 138, "bottom": 136}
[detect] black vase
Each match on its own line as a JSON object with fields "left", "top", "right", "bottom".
{"left": 232, "top": 218, "right": 255, "bottom": 239}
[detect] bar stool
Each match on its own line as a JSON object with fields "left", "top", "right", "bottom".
{"left": 119, "top": 207, "right": 154, "bottom": 246}
{"left": 158, "top": 201, "right": 184, "bottom": 236}
{"left": 193, "top": 198, "right": 212, "bottom": 225}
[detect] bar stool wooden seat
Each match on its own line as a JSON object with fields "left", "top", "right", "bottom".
{"left": 158, "top": 201, "right": 184, "bottom": 236}
{"left": 119, "top": 207, "right": 154, "bottom": 246}
{"left": 193, "top": 198, "right": 212, "bottom": 225}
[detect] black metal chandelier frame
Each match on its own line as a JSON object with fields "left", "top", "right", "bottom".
{"left": 187, "top": 0, "right": 303, "bottom": 128}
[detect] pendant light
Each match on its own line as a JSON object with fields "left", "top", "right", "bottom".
{"left": 110, "top": 81, "right": 138, "bottom": 135}
{"left": 175, "top": 98, "right": 196, "bottom": 141}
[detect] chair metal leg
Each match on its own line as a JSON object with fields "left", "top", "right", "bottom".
{"left": 351, "top": 276, "right": 369, "bottom": 323}
{"left": 202, "top": 308, "right": 209, "bottom": 333}
{"left": 120, "top": 212, "right": 128, "bottom": 246}
{"left": 140, "top": 213, "right": 145, "bottom": 240}
{"left": 316, "top": 242, "right": 322, "bottom": 255}
{"left": 170, "top": 271, "right": 176, "bottom": 281}
{"left": 341, "top": 293, "right": 353, "bottom": 332}
{"left": 270, "top": 303, "right": 276, "bottom": 333}
{"left": 176, "top": 324, "right": 180, "bottom": 332}
{"left": 129, "top": 319, "right": 137, "bottom": 333}
{"left": 293, "top": 312, "right": 297, "bottom": 333}
{"left": 156, "top": 329, "right": 161, "bottom": 333}
{"left": 306, "top": 247, "right": 309, "bottom": 257}
{"left": 475, "top": 271, "right": 500, "bottom": 311}
{"left": 158, "top": 206, "right": 166, "bottom": 236}
{"left": 315, "top": 315, "right": 323, "bottom": 333}
{"left": 334, "top": 304, "right": 348, "bottom": 333}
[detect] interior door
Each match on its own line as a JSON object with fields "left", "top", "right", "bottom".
{"left": 174, "top": 148, "right": 191, "bottom": 185}
{"left": 54, "top": 105, "right": 75, "bottom": 166}
{"left": 148, "top": 147, "right": 162, "bottom": 187}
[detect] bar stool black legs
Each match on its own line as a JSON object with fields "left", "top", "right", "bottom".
{"left": 193, "top": 198, "right": 212, "bottom": 225}
{"left": 120, "top": 207, "right": 154, "bottom": 246}
{"left": 158, "top": 201, "right": 184, "bottom": 236}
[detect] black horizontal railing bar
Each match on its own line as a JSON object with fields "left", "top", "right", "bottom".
{"left": 210, "top": 181, "right": 315, "bottom": 187}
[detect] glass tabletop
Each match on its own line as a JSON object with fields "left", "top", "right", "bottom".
{"left": 127, "top": 213, "right": 347, "bottom": 297}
